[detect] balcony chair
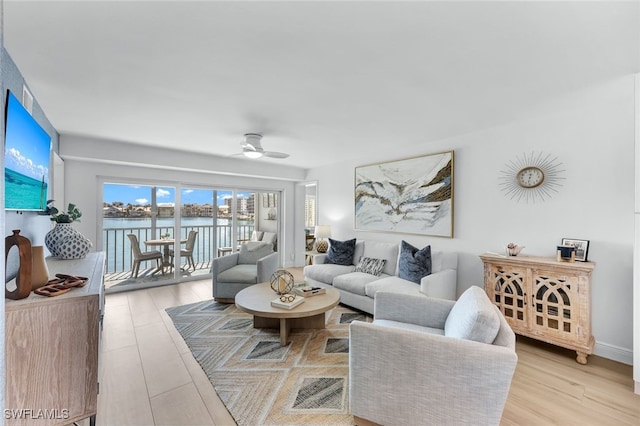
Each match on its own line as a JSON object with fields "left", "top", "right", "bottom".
{"left": 169, "top": 230, "right": 198, "bottom": 271}
{"left": 349, "top": 286, "right": 518, "bottom": 426}
{"left": 127, "top": 233, "right": 163, "bottom": 278}
{"left": 212, "top": 241, "right": 279, "bottom": 303}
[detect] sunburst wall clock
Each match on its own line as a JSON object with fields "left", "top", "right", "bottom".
{"left": 499, "top": 152, "right": 565, "bottom": 203}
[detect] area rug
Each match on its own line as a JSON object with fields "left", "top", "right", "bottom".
{"left": 165, "top": 299, "right": 371, "bottom": 426}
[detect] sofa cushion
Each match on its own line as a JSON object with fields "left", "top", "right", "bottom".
{"left": 304, "top": 263, "right": 355, "bottom": 285}
{"left": 333, "top": 272, "right": 383, "bottom": 296}
{"left": 238, "top": 242, "right": 273, "bottom": 264}
{"left": 326, "top": 238, "right": 357, "bottom": 265}
{"left": 362, "top": 241, "right": 399, "bottom": 276}
{"left": 398, "top": 241, "right": 432, "bottom": 284}
{"left": 365, "top": 276, "right": 422, "bottom": 299}
{"left": 216, "top": 264, "right": 258, "bottom": 284}
{"left": 444, "top": 286, "right": 500, "bottom": 344}
{"left": 354, "top": 257, "right": 387, "bottom": 276}
{"left": 250, "top": 230, "right": 264, "bottom": 241}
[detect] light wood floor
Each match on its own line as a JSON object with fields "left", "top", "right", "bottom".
{"left": 89, "top": 272, "right": 640, "bottom": 426}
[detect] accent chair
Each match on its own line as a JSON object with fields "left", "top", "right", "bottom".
{"left": 170, "top": 230, "right": 198, "bottom": 271}
{"left": 127, "top": 233, "right": 163, "bottom": 278}
{"left": 212, "top": 241, "right": 279, "bottom": 302}
{"left": 349, "top": 286, "right": 518, "bottom": 426}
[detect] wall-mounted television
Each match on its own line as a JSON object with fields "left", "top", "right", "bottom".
{"left": 4, "top": 90, "right": 52, "bottom": 211}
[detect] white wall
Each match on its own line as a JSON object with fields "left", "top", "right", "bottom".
{"left": 59, "top": 135, "right": 307, "bottom": 269}
{"left": 306, "top": 76, "right": 636, "bottom": 364}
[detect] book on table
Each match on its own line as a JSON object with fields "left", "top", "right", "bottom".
{"left": 293, "top": 285, "right": 326, "bottom": 297}
{"left": 271, "top": 296, "right": 305, "bottom": 310}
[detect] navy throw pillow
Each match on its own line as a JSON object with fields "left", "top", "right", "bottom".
{"left": 326, "top": 238, "right": 356, "bottom": 266}
{"left": 398, "top": 240, "right": 432, "bottom": 284}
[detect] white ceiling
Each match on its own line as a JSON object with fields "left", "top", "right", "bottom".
{"left": 4, "top": 1, "right": 639, "bottom": 169}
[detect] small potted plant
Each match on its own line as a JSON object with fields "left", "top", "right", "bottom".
{"left": 44, "top": 200, "right": 82, "bottom": 223}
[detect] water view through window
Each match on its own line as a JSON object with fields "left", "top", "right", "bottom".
{"left": 102, "top": 183, "right": 257, "bottom": 290}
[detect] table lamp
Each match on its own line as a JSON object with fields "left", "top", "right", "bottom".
{"left": 314, "top": 225, "right": 332, "bottom": 253}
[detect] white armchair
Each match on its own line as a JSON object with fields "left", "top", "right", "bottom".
{"left": 212, "top": 242, "right": 279, "bottom": 302}
{"left": 349, "top": 287, "right": 517, "bottom": 426}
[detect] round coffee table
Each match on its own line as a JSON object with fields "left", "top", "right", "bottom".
{"left": 235, "top": 282, "right": 340, "bottom": 346}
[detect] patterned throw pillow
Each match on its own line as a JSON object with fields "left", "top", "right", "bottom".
{"left": 354, "top": 257, "right": 387, "bottom": 276}
{"left": 325, "top": 238, "right": 357, "bottom": 266}
{"left": 398, "top": 240, "right": 432, "bottom": 284}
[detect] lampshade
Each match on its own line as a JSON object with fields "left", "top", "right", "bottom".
{"left": 315, "top": 225, "right": 332, "bottom": 239}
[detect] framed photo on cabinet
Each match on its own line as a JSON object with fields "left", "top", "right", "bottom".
{"left": 561, "top": 238, "right": 590, "bottom": 262}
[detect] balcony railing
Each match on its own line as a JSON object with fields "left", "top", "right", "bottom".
{"left": 103, "top": 224, "right": 254, "bottom": 274}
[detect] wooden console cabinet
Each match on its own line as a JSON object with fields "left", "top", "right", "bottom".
{"left": 480, "top": 253, "right": 595, "bottom": 364}
{"left": 5, "top": 252, "right": 105, "bottom": 425}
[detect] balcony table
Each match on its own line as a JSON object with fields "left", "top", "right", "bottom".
{"left": 144, "top": 238, "right": 186, "bottom": 273}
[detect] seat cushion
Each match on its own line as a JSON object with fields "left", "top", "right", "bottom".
{"left": 444, "top": 286, "right": 500, "bottom": 344}
{"left": 138, "top": 250, "right": 162, "bottom": 260}
{"left": 216, "top": 264, "right": 258, "bottom": 284}
{"left": 326, "top": 238, "right": 357, "bottom": 265}
{"left": 364, "top": 275, "right": 422, "bottom": 299}
{"left": 398, "top": 240, "right": 432, "bottom": 284}
{"left": 333, "top": 272, "right": 382, "bottom": 296}
{"left": 304, "top": 263, "right": 355, "bottom": 285}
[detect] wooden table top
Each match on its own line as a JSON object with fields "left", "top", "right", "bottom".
{"left": 144, "top": 238, "right": 187, "bottom": 246}
{"left": 235, "top": 283, "right": 340, "bottom": 319}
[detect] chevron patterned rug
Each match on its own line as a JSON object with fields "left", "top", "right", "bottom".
{"left": 165, "top": 299, "right": 371, "bottom": 426}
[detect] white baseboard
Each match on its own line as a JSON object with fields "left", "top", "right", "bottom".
{"left": 593, "top": 341, "right": 633, "bottom": 365}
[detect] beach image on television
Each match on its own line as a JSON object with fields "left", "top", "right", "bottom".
{"left": 4, "top": 90, "right": 51, "bottom": 211}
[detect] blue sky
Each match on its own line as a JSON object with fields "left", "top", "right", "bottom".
{"left": 4, "top": 91, "right": 51, "bottom": 182}
{"left": 103, "top": 184, "right": 253, "bottom": 206}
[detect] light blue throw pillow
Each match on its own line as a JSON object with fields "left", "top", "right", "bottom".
{"left": 444, "top": 286, "right": 501, "bottom": 344}
{"left": 398, "top": 240, "right": 432, "bottom": 284}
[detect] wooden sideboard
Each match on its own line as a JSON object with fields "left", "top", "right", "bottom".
{"left": 480, "top": 253, "right": 595, "bottom": 364}
{"left": 5, "top": 252, "right": 105, "bottom": 426}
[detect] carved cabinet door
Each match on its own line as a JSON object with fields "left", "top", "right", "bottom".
{"left": 530, "top": 269, "right": 580, "bottom": 343}
{"left": 484, "top": 263, "right": 528, "bottom": 331}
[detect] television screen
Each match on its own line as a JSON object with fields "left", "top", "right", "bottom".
{"left": 4, "top": 90, "right": 52, "bottom": 211}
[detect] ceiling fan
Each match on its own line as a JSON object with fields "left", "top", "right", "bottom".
{"left": 237, "top": 133, "right": 289, "bottom": 159}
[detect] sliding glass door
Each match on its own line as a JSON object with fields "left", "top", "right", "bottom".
{"left": 102, "top": 183, "right": 177, "bottom": 291}
{"left": 102, "top": 181, "right": 280, "bottom": 292}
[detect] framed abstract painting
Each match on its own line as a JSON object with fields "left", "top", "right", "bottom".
{"left": 355, "top": 150, "right": 454, "bottom": 237}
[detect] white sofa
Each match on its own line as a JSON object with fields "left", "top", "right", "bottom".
{"left": 303, "top": 240, "right": 458, "bottom": 314}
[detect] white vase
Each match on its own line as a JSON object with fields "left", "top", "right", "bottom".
{"left": 45, "top": 223, "right": 92, "bottom": 259}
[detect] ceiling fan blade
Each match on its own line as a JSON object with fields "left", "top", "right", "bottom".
{"left": 241, "top": 142, "right": 259, "bottom": 151}
{"left": 263, "top": 151, "right": 290, "bottom": 159}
